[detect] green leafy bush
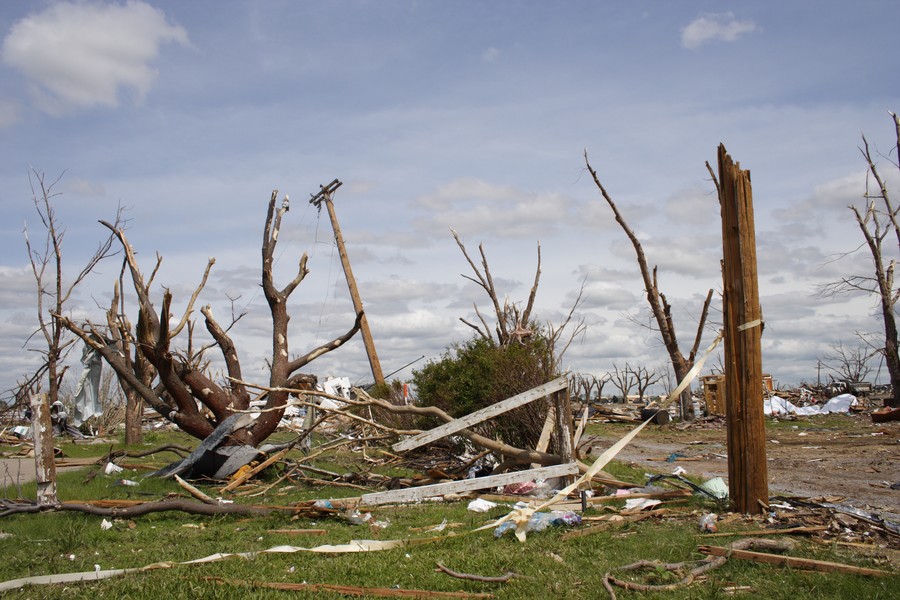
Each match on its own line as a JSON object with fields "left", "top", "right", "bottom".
{"left": 411, "top": 332, "right": 556, "bottom": 451}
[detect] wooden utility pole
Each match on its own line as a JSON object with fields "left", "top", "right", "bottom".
{"left": 310, "top": 180, "right": 385, "bottom": 386}
{"left": 715, "top": 144, "right": 768, "bottom": 514}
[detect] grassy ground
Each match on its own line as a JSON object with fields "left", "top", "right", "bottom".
{"left": 0, "top": 429, "right": 897, "bottom": 599}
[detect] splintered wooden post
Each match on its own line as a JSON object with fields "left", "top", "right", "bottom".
{"left": 552, "top": 386, "right": 575, "bottom": 485}
{"left": 30, "top": 393, "right": 58, "bottom": 506}
{"left": 716, "top": 144, "right": 768, "bottom": 514}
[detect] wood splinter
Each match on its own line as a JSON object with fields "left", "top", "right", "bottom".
{"left": 435, "top": 562, "right": 519, "bottom": 583}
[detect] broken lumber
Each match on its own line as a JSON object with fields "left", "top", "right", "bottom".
{"left": 174, "top": 474, "right": 217, "bottom": 505}
{"left": 392, "top": 376, "right": 568, "bottom": 452}
{"left": 267, "top": 528, "right": 328, "bottom": 536}
{"left": 697, "top": 544, "right": 893, "bottom": 576}
{"left": 703, "top": 526, "right": 827, "bottom": 538}
{"left": 531, "top": 405, "right": 556, "bottom": 468}
{"left": 220, "top": 446, "right": 290, "bottom": 492}
{"left": 359, "top": 462, "right": 579, "bottom": 506}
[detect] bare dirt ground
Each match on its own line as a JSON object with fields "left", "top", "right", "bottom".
{"left": 586, "top": 412, "right": 900, "bottom": 520}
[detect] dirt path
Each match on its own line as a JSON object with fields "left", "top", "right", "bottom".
{"left": 586, "top": 413, "right": 900, "bottom": 520}
{"left": 0, "top": 457, "right": 85, "bottom": 490}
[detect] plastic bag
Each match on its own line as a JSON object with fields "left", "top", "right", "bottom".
{"left": 699, "top": 513, "right": 718, "bottom": 533}
{"left": 494, "top": 510, "right": 581, "bottom": 538}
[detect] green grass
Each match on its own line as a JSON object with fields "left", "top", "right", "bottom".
{"left": 0, "top": 430, "right": 897, "bottom": 599}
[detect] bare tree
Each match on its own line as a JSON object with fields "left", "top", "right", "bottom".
{"left": 451, "top": 229, "right": 542, "bottom": 347}
{"left": 585, "top": 153, "right": 714, "bottom": 420}
{"left": 571, "top": 372, "right": 609, "bottom": 404}
{"left": 23, "top": 169, "right": 118, "bottom": 504}
{"left": 819, "top": 341, "right": 875, "bottom": 384}
{"left": 451, "top": 228, "right": 587, "bottom": 366}
{"left": 820, "top": 112, "right": 900, "bottom": 407}
{"left": 610, "top": 363, "right": 637, "bottom": 402}
{"left": 630, "top": 363, "right": 663, "bottom": 402}
{"left": 59, "top": 189, "right": 363, "bottom": 446}
{"left": 105, "top": 264, "right": 157, "bottom": 445}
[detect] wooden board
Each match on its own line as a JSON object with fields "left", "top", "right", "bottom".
{"left": 359, "top": 462, "right": 579, "bottom": 506}
{"left": 392, "top": 376, "right": 568, "bottom": 452}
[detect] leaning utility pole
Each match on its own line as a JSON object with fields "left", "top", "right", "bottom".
{"left": 714, "top": 144, "right": 768, "bottom": 514}
{"left": 310, "top": 179, "right": 385, "bottom": 386}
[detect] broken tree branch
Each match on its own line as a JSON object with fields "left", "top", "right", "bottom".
{"left": 602, "top": 538, "right": 795, "bottom": 600}
{"left": 0, "top": 498, "right": 321, "bottom": 519}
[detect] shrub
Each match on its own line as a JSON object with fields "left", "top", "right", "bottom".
{"left": 411, "top": 331, "right": 556, "bottom": 451}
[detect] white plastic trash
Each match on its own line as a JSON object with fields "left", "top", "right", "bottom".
{"left": 467, "top": 498, "right": 497, "bottom": 512}
{"left": 699, "top": 476, "right": 729, "bottom": 499}
{"left": 104, "top": 462, "right": 123, "bottom": 475}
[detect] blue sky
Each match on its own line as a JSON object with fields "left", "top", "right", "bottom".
{"left": 1, "top": 1, "right": 898, "bottom": 399}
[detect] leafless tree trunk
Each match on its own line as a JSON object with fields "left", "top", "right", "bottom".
{"left": 820, "top": 112, "right": 900, "bottom": 407}
{"left": 585, "top": 153, "right": 714, "bottom": 420}
{"left": 451, "top": 229, "right": 542, "bottom": 347}
{"left": 819, "top": 341, "right": 875, "bottom": 384}
{"left": 610, "top": 363, "right": 637, "bottom": 402}
{"left": 631, "top": 364, "right": 663, "bottom": 402}
{"left": 23, "top": 169, "right": 118, "bottom": 505}
{"left": 59, "top": 189, "right": 363, "bottom": 446}
{"left": 106, "top": 266, "right": 156, "bottom": 445}
{"left": 451, "top": 229, "right": 587, "bottom": 364}
{"left": 572, "top": 372, "right": 609, "bottom": 404}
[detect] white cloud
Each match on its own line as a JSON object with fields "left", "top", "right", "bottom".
{"left": 681, "top": 13, "right": 757, "bottom": 49}
{"left": 413, "top": 177, "right": 574, "bottom": 238}
{"left": 482, "top": 47, "right": 500, "bottom": 62}
{"left": 1, "top": 1, "right": 189, "bottom": 115}
{"left": 577, "top": 281, "right": 638, "bottom": 311}
{"left": 414, "top": 177, "right": 519, "bottom": 210}
{"left": 0, "top": 99, "right": 21, "bottom": 128}
{"left": 61, "top": 177, "right": 106, "bottom": 197}
{"left": 664, "top": 187, "right": 720, "bottom": 225}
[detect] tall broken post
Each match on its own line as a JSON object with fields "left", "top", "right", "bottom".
{"left": 715, "top": 144, "right": 768, "bottom": 514}
{"left": 310, "top": 180, "right": 385, "bottom": 386}
{"left": 30, "top": 393, "right": 58, "bottom": 506}
{"left": 551, "top": 384, "right": 576, "bottom": 486}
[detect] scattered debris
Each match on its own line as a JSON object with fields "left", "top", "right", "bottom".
{"left": 601, "top": 538, "right": 794, "bottom": 600}
{"left": 699, "top": 512, "right": 718, "bottom": 533}
{"left": 493, "top": 510, "right": 580, "bottom": 538}
{"left": 359, "top": 463, "right": 579, "bottom": 506}
{"left": 872, "top": 406, "right": 900, "bottom": 423}
{"left": 764, "top": 393, "right": 860, "bottom": 417}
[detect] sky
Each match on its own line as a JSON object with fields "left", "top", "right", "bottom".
{"left": 1, "top": 1, "right": 899, "bottom": 402}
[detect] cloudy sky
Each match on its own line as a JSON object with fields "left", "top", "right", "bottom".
{"left": 1, "top": 1, "right": 898, "bottom": 400}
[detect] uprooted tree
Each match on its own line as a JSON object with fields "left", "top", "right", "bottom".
{"left": 585, "top": 153, "right": 714, "bottom": 420}
{"left": 59, "top": 190, "right": 363, "bottom": 446}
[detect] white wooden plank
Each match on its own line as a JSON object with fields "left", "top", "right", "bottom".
{"left": 392, "top": 376, "right": 569, "bottom": 452}
{"left": 531, "top": 405, "right": 557, "bottom": 469}
{"left": 359, "top": 462, "right": 579, "bottom": 506}
{"left": 572, "top": 405, "right": 590, "bottom": 448}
